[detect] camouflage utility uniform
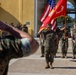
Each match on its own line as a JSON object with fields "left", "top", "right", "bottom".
{"left": 72, "top": 29, "right": 76, "bottom": 59}
{"left": 44, "top": 30, "right": 56, "bottom": 69}
{"left": 0, "top": 35, "right": 31, "bottom": 75}
{"left": 54, "top": 33, "right": 59, "bottom": 57}
{"left": 61, "top": 29, "right": 69, "bottom": 58}
{"left": 22, "top": 25, "right": 28, "bottom": 33}
{"left": 40, "top": 29, "right": 48, "bottom": 57}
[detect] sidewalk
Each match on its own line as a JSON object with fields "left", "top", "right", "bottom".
{"left": 8, "top": 38, "right": 76, "bottom": 75}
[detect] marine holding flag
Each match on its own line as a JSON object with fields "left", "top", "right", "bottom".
{"left": 39, "top": 0, "right": 56, "bottom": 57}
{"left": 38, "top": 0, "right": 67, "bottom": 69}
{"left": 39, "top": 0, "right": 52, "bottom": 57}
{"left": 38, "top": 0, "right": 57, "bottom": 69}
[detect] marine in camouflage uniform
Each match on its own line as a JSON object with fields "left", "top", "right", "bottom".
{"left": 39, "top": 28, "right": 48, "bottom": 57}
{"left": 71, "top": 24, "right": 76, "bottom": 59}
{"left": 54, "top": 34, "right": 59, "bottom": 57}
{"left": 0, "top": 21, "right": 39, "bottom": 75}
{"left": 15, "top": 23, "right": 22, "bottom": 30}
{"left": 61, "top": 29, "right": 69, "bottom": 58}
{"left": 0, "top": 35, "right": 31, "bottom": 75}
{"left": 44, "top": 25, "right": 56, "bottom": 69}
{"left": 54, "top": 27, "right": 66, "bottom": 57}
{"left": 22, "top": 24, "right": 28, "bottom": 33}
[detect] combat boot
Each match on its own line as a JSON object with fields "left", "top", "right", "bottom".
{"left": 64, "top": 54, "right": 67, "bottom": 58}
{"left": 50, "top": 62, "right": 54, "bottom": 69}
{"left": 72, "top": 54, "right": 76, "bottom": 59}
{"left": 61, "top": 54, "right": 65, "bottom": 58}
{"left": 65, "top": 55, "right": 67, "bottom": 58}
{"left": 45, "top": 63, "right": 50, "bottom": 69}
{"left": 40, "top": 54, "right": 44, "bottom": 57}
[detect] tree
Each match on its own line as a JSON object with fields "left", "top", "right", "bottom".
{"left": 57, "top": 16, "right": 74, "bottom": 24}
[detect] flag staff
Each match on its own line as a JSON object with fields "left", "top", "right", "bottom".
{"left": 64, "top": 16, "right": 67, "bottom": 37}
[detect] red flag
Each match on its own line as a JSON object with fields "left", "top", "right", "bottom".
{"left": 43, "top": 0, "right": 67, "bottom": 27}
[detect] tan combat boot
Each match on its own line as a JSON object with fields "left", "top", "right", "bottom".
{"left": 50, "top": 62, "right": 54, "bottom": 69}
{"left": 61, "top": 54, "right": 65, "bottom": 58}
{"left": 45, "top": 63, "right": 50, "bottom": 69}
{"left": 72, "top": 54, "right": 76, "bottom": 59}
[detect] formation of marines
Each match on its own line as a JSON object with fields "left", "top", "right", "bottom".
{"left": 1, "top": 22, "right": 76, "bottom": 70}
{"left": 38, "top": 23, "right": 76, "bottom": 69}
{"left": 1, "top": 22, "right": 28, "bottom": 37}
{"left": 71, "top": 24, "right": 76, "bottom": 59}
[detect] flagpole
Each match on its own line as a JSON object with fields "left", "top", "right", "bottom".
{"left": 64, "top": 16, "right": 66, "bottom": 37}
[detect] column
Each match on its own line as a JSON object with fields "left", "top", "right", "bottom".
{"left": 19, "top": 0, "right": 23, "bottom": 25}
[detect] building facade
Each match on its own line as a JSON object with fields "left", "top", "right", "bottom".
{"left": 0, "top": 0, "right": 76, "bottom": 37}
{"left": 0, "top": 0, "right": 47, "bottom": 37}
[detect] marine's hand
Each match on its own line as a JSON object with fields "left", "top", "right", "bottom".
{"left": 38, "top": 29, "right": 44, "bottom": 35}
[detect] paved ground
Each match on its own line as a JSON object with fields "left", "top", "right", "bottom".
{"left": 8, "top": 38, "right": 76, "bottom": 75}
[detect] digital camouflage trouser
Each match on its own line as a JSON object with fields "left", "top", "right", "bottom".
{"left": 45, "top": 33, "right": 56, "bottom": 68}
{"left": 61, "top": 38, "right": 68, "bottom": 57}
{"left": 72, "top": 40, "right": 76, "bottom": 55}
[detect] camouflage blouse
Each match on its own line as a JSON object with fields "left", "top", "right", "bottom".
{"left": 0, "top": 35, "right": 31, "bottom": 75}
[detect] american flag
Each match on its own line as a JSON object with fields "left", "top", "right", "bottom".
{"left": 40, "top": 0, "right": 52, "bottom": 22}
{"left": 50, "top": 0, "right": 57, "bottom": 31}
{"left": 43, "top": 0, "right": 67, "bottom": 27}
{"left": 40, "top": 0, "right": 57, "bottom": 31}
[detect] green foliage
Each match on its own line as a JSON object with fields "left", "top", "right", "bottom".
{"left": 57, "top": 16, "right": 74, "bottom": 23}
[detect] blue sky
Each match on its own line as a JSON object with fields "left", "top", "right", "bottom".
{"left": 67, "top": 1, "right": 75, "bottom": 18}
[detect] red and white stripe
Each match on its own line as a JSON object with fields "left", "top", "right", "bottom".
{"left": 40, "top": 4, "right": 51, "bottom": 22}
{"left": 51, "top": 19, "right": 57, "bottom": 31}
